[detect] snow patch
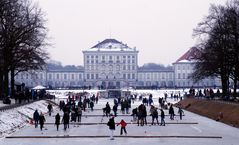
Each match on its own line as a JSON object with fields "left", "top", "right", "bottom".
{"left": 0, "top": 100, "right": 50, "bottom": 138}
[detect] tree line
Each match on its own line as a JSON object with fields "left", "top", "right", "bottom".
{"left": 138, "top": 63, "right": 173, "bottom": 70}
{"left": 0, "top": 0, "right": 48, "bottom": 99}
{"left": 192, "top": 0, "right": 239, "bottom": 99}
{"left": 47, "top": 60, "right": 84, "bottom": 71}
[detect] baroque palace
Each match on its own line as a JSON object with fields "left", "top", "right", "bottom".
{"left": 15, "top": 39, "right": 221, "bottom": 89}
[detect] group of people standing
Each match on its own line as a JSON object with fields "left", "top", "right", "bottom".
{"left": 131, "top": 104, "right": 166, "bottom": 126}
{"left": 31, "top": 93, "right": 185, "bottom": 140}
{"left": 107, "top": 116, "right": 128, "bottom": 140}
{"left": 33, "top": 103, "right": 54, "bottom": 131}
{"left": 33, "top": 109, "right": 46, "bottom": 131}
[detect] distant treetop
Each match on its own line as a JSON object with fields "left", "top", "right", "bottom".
{"left": 138, "top": 63, "right": 173, "bottom": 71}
{"left": 47, "top": 60, "right": 83, "bottom": 71}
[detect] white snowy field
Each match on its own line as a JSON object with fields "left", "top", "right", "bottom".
{"left": 47, "top": 88, "right": 189, "bottom": 98}
{"left": 0, "top": 89, "right": 239, "bottom": 145}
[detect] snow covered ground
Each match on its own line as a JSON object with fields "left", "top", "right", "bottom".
{"left": 0, "top": 100, "right": 55, "bottom": 137}
{"left": 0, "top": 89, "right": 239, "bottom": 145}
{"left": 47, "top": 88, "right": 189, "bottom": 98}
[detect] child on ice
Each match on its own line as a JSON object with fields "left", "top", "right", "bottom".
{"left": 117, "top": 119, "right": 127, "bottom": 135}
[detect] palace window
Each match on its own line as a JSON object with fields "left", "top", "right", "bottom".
{"left": 96, "top": 74, "right": 99, "bottom": 79}
{"left": 178, "top": 73, "right": 181, "bottom": 79}
{"left": 64, "top": 74, "right": 67, "bottom": 80}
{"left": 91, "top": 74, "right": 94, "bottom": 79}
{"left": 127, "top": 74, "right": 131, "bottom": 79}
{"left": 127, "top": 65, "right": 130, "bottom": 70}
{"left": 123, "top": 74, "right": 126, "bottom": 79}
{"left": 132, "top": 74, "right": 135, "bottom": 79}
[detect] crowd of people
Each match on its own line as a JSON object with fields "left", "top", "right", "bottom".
{"left": 33, "top": 92, "right": 99, "bottom": 131}
{"left": 188, "top": 88, "right": 221, "bottom": 100}
{"left": 32, "top": 91, "right": 185, "bottom": 140}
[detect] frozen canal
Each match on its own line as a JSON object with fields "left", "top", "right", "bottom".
{"left": 1, "top": 89, "right": 239, "bottom": 145}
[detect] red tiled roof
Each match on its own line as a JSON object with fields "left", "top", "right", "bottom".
{"left": 175, "top": 47, "right": 200, "bottom": 63}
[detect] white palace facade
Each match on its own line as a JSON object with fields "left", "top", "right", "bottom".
{"left": 14, "top": 39, "right": 221, "bottom": 89}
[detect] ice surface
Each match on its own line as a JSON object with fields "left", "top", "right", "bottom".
{"left": 0, "top": 89, "right": 239, "bottom": 145}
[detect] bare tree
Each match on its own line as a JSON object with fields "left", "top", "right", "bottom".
{"left": 192, "top": 1, "right": 239, "bottom": 98}
{"left": 0, "top": 0, "right": 49, "bottom": 98}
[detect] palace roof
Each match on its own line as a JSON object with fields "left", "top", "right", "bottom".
{"left": 175, "top": 47, "right": 200, "bottom": 63}
{"left": 85, "top": 39, "right": 137, "bottom": 52}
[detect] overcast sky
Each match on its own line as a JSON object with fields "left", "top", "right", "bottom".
{"left": 34, "top": 0, "right": 227, "bottom": 66}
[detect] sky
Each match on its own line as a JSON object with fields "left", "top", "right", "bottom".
{"left": 34, "top": 0, "right": 228, "bottom": 66}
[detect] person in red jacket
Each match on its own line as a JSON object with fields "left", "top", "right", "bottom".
{"left": 117, "top": 119, "right": 127, "bottom": 135}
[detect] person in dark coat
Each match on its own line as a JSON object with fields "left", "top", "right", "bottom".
{"left": 131, "top": 107, "right": 138, "bottom": 121}
{"left": 113, "top": 104, "right": 118, "bottom": 117}
{"left": 33, "top": 109, "right": 40, "bottom": 128}
{"left": 47, "top": 103, "right": 53, "bottom": 116}
{"left": 151, "top": 107, "right": 159, "bottom": 125}
{"left": 71, "top": 110, "right": 76, "bottom": 122}
{"left": 77, "top": 106, "right": 82, "bottom": 122}
{"left": 95, "top": 96, "right": 99, "bottom": 104}
{"left": 169, "top": 105, "right": 175, "bottom": 120}
{"left": 62, "top": 112, "right": 70, "bottom": 131}
{"left": 107, "top": 116, "right": 115, "bottom": 140}
{"left": 178, "top": 107, "right": 184, "bottom": 120}
{"left": 105, "top": 102, "right": 111, "bottom": 117}
{"left": 55, "top": 113, "right": 61, "bottom": 131}
{"left": 39, "top": 112, "right": 46, "bottom": 131}
{"left": 90, "top": 101, "right": 94, "bottom": 111}
{"left": 160, "top": 109, "right": 165, "bottom": 126}
{"left": 83, "top": 100, "right": 87, "bottom": 112}
{"left": 142, "top": 105, "right": 147, "bottom": 125}
{"left": 137, "top": 104, "right": 144, "bottom": 126}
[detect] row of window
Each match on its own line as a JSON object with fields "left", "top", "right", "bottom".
{"left": 177, "top": 73, "right": 214, "bottom": 79}
{"left": 48, "top": 81, "right": 83, "bottom": 86}
{"left": 123, "top": 74, "right": 136, "bottom": 80}
{"left": 86, "top": 73, "right": 136, "bottom": 80}
{"left": 177, "top": 73, "right": 188, "bottom": 79}
{"left": 16, "top": 73, "right": 85, "bottom": 80}
{"left": 86, "top": 55, "right": 136, "bottom": 59}
{"left": 17, "top": 72, "right": 175, "bottom": 81}
{"left": 86, "top": 59, "right": 136, "bottom": 64}
{"left": 48, "top": 73, "right": 83, "bottom": 80}
{"left": 23, "top": 81, "right": 45, "bottom": 87}
{"left": 176, "top": 64, "right": 192, "bottom": 70}
{"left": 138, "top": 81, "right": 174, "bottom": 87}
{"left": 86, "top": 74, "right": 99, "bottom": 80}
{"left": 85, "top": 65, "right": 137, "bottom": 71}
{"left": 177, "top": 81, "right": 215, "bottom": 87}
{"left": 16, "top": 73, "right": 44, "bottom": 80}
{"left": 17, "top": 72, "right": 176, "bottom": 81}
{"left": 138, "top": 73, "right": 174, "bottom": 80}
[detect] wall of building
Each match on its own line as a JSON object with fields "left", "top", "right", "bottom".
{"left": 137, "top": 71, "right": 174, "bottom": 87}
{"left": 15, "top": 70, "right": 84, "bottom": 88}
{"left": 83, "top": 51, "right": 138, "bottom": 88}
{"left": 173, "top": 62, "right": 221, "bottom": 88}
